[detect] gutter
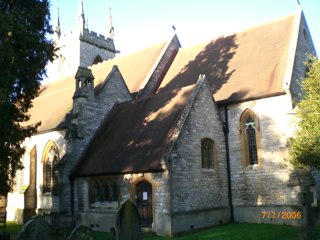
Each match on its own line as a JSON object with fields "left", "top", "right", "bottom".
{"left": 223, "top": 105, "right": 234, "bottom": 222}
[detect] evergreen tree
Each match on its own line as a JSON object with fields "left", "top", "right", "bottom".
{"left": 290, "top": 56, "right": 320, "bottom": 169}
{"left": 0, "top": 0, "right": 54, "bottom": 195}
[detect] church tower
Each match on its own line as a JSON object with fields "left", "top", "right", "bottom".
{"left": 47, "top": 0, "right": 117, "bottom": 81}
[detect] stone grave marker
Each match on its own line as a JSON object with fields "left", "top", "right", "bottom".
{"left": 298, "top": 185, "right": 316, "bottom": 240}
{"left": 0, "top": 231, "right": 10, "bottom": 240}
{"left": 68, "top": 225, "right": 96, "bottom": 240}
{"left": 16, "top": 216, "right": 56, "bottom": 240}
{"left": 115, "top": 199, "right": 142, "bottom": 240}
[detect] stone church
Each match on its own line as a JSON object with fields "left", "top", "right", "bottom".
{"left": 5, "top": 1, "right": 318, "bottom": 236}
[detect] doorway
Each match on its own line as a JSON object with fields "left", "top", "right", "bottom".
{"left": 135, "top": 180, "right": 153, "bottom": 227}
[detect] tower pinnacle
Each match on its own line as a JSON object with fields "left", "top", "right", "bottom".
{"left": 107, "top": 1, "right": 114, "bottom": 39}
{"left": 77, "top": 0, "right": 86, "bottom": 35}
{"left": 53, "top": 0, "right": 61, "bottom": 41}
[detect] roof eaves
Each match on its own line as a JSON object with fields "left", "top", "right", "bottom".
{"left": 71, "top": 168, "right": 165, "bottom": 179}
{"left": 216, "top": 91, "right": 286, "bottom": 105}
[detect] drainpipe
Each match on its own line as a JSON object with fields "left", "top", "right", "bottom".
{"left": 69, "top": 177, "right": 75, "bottom": 218}
{"left": 223, "top": 105, "right": 234, "bottom": 222}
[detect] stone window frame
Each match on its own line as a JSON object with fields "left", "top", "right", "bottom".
{"left": 239, "top": 108, "right": 262, "bottom": 168}
{"left": 88, "top": 177, "right": 119, "bottom": 208}
{"left": 200, "top": 138, "right": 218, "bottom": 170}
{"left": 42, "top": 141, "right": 60, "bottom": 194}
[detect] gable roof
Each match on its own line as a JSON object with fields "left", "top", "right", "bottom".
{"left": 25, "top": 41, "right": 168, "bottom": 132}
{"left": 70, "top": 82, "right": 200, "bottom": 178}
{"left": 90, "top": 41, "right": 167, "bottom": 94}
{"left": 158, "top": 13, "right": 298, "bottom": 104}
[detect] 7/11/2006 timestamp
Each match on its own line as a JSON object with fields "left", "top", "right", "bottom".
{"left": 261, "top": 211, "right": 302, "bottom": 219}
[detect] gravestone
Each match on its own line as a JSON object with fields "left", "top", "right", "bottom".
{"left": 298, "top": 185, "right": 316, "bottom": 240}
{"left": 16, "top": 216, "right": 56, "bottom": 240}
{"left": 115, "top": 199, "right": 142, "bottom": 240}
{"left": 0, "top": 232, "right": 10, "bottom": 240}
{"left": 68, "top": 225, "right": 96, "bottom": 240}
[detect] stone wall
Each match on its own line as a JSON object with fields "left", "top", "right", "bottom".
{"left": 169, "top": 80, "right": 230, "bottom": 234}
{"left": 80, "top": 39, "right": 115, "bottom": 68}
{"left": 6, "top": 130, "right": 67, "bottom": 222}
{"left": 223, "top": 94, "right": 302, "bottom": 224}
{"left": 63, "top": 67, "right": 132, "bottom": 213}
{"left": 47, "top": 29, "right": 115, "bottom": 81}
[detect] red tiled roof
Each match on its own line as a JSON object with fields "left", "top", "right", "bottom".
{"left": 25, "top": 42, "right": 168, "bottom": 132}
{"left": 158, "top": 14, "right": 297, "bottom": 103}
{"left": 70, "top": 84, "right": 196, "bottom": 177}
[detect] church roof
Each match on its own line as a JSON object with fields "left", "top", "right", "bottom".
{"left": 70, "top": 84, "right": 197, "bottom": 177}
{"left": 158, "top": 13, "right": 297, "bottom": 104}
{"left": 26, "top": 41, "right": 168, "bottom": 132}
{"left": 91, "top": 41, "right": 167, "bottom": 94}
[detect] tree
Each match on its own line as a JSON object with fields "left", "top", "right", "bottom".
{"left": 290, "top": 56, "right": 320, "bottom": 170}
{"left": 0, "top": 0, "right": 54, "bottom": 195}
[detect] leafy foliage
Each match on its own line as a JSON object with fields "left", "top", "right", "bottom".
{"left": 290, "top": 56, "right": 320, "bottom": 170}
{"left": 0, "top": 0, "right": 54, "bottom": 195}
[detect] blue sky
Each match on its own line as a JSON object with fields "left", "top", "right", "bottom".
{"left": 49, "top": 0, "right": 320, "bottom": 56}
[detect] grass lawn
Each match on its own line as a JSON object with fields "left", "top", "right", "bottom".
{"left": 2, "top": 222, "right": 320, "bottom": 240}
{"left": 143, "top": 223, "right": 299, "bottom": 240}
{"left": 97, "top": 223, "right": 319, "bottom": 240}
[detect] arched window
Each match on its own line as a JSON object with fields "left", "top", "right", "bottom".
{"left": 89, "top": 177, "right": 118, "bottom": 207}
{"left": 42, "top": 141, "right": 59, "bottom": 194}
{"left": 92, "top": 55, "right": 103, "bottom": 65}
{"left": 240, "top": 109, "right": 261, "bottom": 167}
{"left": 201, "top": 138, "right": 216, "bottom": 169}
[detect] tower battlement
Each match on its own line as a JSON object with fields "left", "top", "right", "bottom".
{"left": 81, "top": 29, "right": 116, "bottom": 53}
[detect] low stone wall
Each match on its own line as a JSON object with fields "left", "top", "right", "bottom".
{"left": 75, "top": 210, "right": 117, "bottom": 232}
{"left": 171, "top": 207, "right": 230, "bottom": 235}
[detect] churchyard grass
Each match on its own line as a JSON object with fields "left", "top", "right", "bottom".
{"left": 143, "top": 223, "right": 299, "bottom": 240}
{"left": 0, "top": 221, "right": 22, "bottom": 238}
{"left": 3, "top": 222, "right": 320, "bottom": 239}
{"left": 97, "top": 223, "right": 320, "bottom": 240}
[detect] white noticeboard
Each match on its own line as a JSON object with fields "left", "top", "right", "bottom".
{"left": 143, "top": 192, "right": 148, "bottom": 200}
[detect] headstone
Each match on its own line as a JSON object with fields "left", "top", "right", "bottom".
{"left": 68, "top": 225, "right": 96, "bottom": 240}
{"left": 16, "top": 216, "right": 56, "bottom": 240}
{"left": 115, "top": 199, "right": 142, "bottom": 240}
{"left": 298, "top": 185, "right": 316, "bottom": 240}
{"left": 0, "top": 232, "right": 10, "bottom": 240}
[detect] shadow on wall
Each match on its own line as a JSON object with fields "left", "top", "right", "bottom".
{"left": 232, "top": 109, "right": 315, "bottom": 208}
{"left": 158, "top": 34, "right": 238, "bottom": 95}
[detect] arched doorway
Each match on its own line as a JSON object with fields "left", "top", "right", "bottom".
{"left": 135, "top": 180, "right": 153, "bottom": 227}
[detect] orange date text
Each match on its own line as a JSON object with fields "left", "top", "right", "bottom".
{"left": 260, "top": 211, "right": 302, "bottom": 219}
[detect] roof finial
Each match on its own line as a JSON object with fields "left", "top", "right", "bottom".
{"left": 77, "top": 0, "right": 86, "bottom": 35}
{"left": 107, "top": 0, "right": 114, "bottom": 39}
{"left": 53, "top": 0, "right": 61, "bottom": 41}
{"left": 295, "top": 0, "right": 302, "bottom": 11}
{"left": 172, "top": 25, "right": 176, "bottom": 33}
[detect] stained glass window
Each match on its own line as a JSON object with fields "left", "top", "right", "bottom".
{"left": 201, "top": 138, "right": 214, "bottom": 169}
{"left": 245, "top": 116, "right": 258, "bottom": 165}
{"left": 43, "top": 143, "right": 59, "bottom": 194}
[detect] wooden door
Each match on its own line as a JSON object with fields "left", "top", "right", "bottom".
{"left": 135, "top": 181, "right": 152, "bottom": 227}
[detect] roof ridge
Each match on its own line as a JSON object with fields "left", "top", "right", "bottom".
{"left": 182, "top": 12, "right": 297, "bottom": 51}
